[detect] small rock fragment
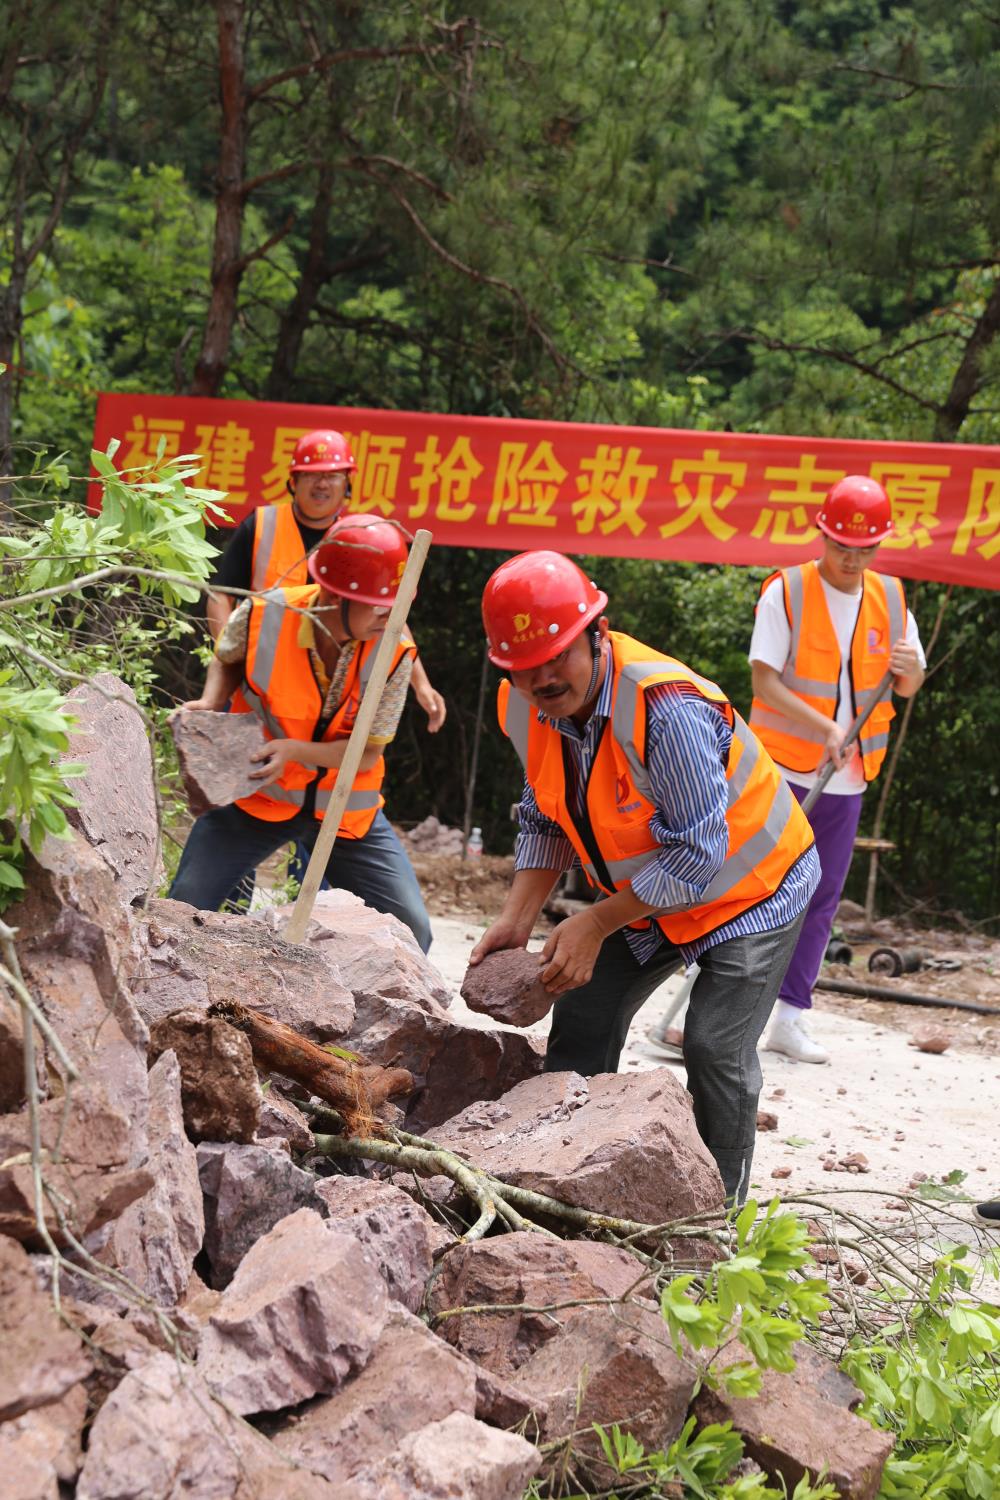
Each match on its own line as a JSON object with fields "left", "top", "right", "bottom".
{"left": 771, "top": 1166, "right": 792, "bottom": 1179}
{"left": 171, "top": 709, "right": 268, "bottom": 817}
{"left": 460, "top": 948, "right": 553, "bottom": 1027}
{"left": 756, "top": 1111, "right": 779, "bottom": 1132}
{"left": 909, "top": 1031, "right": 951, "bottom": 1055}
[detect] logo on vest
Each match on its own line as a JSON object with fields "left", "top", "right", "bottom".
{"left": 615, "top": 772, "right": 642, "bottom": 815}
{"left": 867, "top": 626, "right": 886, "bottom": 653}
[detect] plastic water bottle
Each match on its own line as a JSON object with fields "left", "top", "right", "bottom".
{"left": 467, "top": 826, "right": 483, "bottom": 858}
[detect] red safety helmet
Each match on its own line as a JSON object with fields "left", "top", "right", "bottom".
{"left": 307, "top": 516, "right": 411, "bottom": 605}
{"left": 816, "top": 475, "right": 893, "bottom": 546}
{"left": 290, "top": 429, "right": 356, "bottom": 473}
{"left": 482, "top": 551, "right": 607, "bottom": 671}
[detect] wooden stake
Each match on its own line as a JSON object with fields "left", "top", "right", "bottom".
{"left": 284, "top": 528, "right": 432, "bottom": 944}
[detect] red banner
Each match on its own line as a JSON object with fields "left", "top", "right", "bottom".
{"left": 91, "top": 393, "right": 1000, "bottom": 590}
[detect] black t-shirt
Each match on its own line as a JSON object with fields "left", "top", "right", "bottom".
{"left": 211, "top": 510, "right": 329, "bottom": 593}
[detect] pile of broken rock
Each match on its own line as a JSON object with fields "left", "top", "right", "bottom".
{"left": 0, "top": 674, "right": 895, "bottom": 1500}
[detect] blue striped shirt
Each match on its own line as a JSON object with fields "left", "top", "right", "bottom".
{"left": 513, "top": 665, "right": 820, "bottom": 967}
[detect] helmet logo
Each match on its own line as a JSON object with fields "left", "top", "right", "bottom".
{"left": 315, "top": 442, "right": 328, "bottom": 455}
{"left": 393, "top": 560, "right": 406, "bottom": 585}
{"left": 513, "top": 612, "right": 531, "bottom": 632}
{"left": 851, "top": 510, "right": 866, "bottom": 526}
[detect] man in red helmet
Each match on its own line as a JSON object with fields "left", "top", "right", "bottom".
{"left": 169, "top": 515, "right": 431, "bottom": 951}
{"left": 208, "top": 428, "right": 445, "bottom": 732}
{"left": 749, "top": 475, "right": 925, "bottom": 1063}
{"left": 471, "top": 551, "right": 821, "bottom": 1204}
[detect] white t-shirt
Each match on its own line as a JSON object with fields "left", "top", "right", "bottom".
{"left": 748, "top": 574, "right": 926, "bottom": 795}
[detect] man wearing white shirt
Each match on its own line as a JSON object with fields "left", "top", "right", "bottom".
{"left": 748, "top": 475, "right": 926, "bottom": 1063}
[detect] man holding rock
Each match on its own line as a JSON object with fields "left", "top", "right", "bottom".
{"left": 170, "top": 515, "right": 431, "bottom": 952}
{"left": 470, "top": 551, "right": 820, "bottom": 1203}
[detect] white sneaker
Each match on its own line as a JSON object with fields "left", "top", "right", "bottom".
{"left": 765, "top": 1008, "right": 829, "bottom": 1064}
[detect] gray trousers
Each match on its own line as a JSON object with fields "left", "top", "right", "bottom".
{"left": 543, "top": 913, "right": 805, "bottom": 1204}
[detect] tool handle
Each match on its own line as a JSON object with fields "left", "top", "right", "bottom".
{"left": 799, "top": 667, "right": 894, "bottom": 817}
{"left": 283, "top": 528, "right": 432, "bottom": 944}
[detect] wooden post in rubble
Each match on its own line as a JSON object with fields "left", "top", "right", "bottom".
{"left": 284, "top": 527, "right": 432, "bottom": 944}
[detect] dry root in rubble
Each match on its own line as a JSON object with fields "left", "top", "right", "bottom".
{"left": 208, "top": 999, "right": 412, "bottom": 1137}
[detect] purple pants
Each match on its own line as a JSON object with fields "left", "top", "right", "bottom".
{"left": 779, "top": 782, "right": 863, "bottom": 1011}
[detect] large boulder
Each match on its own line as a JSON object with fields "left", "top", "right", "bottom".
{"left": 428, "top": 1233, "right": 656, "bottom": 1378}
{"left": 109, "top": 1049, "right": 204, "bottom": 1305}
{"left": 61, "top": 673, "right": 161, "bottom": 903}
{"left": 197, "top": 1208, "right": 388, "bottom": 1415}
{"left": 148, "top": 1007, "right": 262, "bottom": 1143}
{"left": 197, "top": 1140, "right": 321, "bottom": 1287}
{"left": 270, "top": 1305, "right": 477, "bottom": 1484}
{"left": 171, "top": 707, "right": 268, "bottom": 817}
{"left": 0, "top": 1088, "right": 152, "bottom": 1246}
{"left": 428, "top": 1069, "right": 723, "bottom": 1223}
{"left": 694, "top": 1342, "right": 895, "bottom": 1500}
{"left": 323, "top": 1411, "right": 540, "bottom": 1500}
{"left": 0, "top": 1237, "right": 90, "bottom": 1421}
{"left": 313, "top": 1175, "right": 447, "bottom": 1311}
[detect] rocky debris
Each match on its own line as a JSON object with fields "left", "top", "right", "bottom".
{"left": 427, "top": 1069, "right": 724, "bottom": 1223}
{"left": 62, "top": 674, "right": 162, "bottom": 902}
{"left": 909, "top": 1030, "right": 951, "bottom": 1054}
{"left": 257, "top": 1089, "right": 313, "bottom": 1151}
{"left": 771, "top": 1166, "right": 793, "bottom": 1179}
{"left": 109, "top": 1050, "right": 204, "bottom": 1305}
{"left": 756, "top": 1110, "right": 779, "bottom": 1131}
{"left": 22, "top": 949, "right": 150, "bottom": 1163}
{"left": 197, "top": 1209, "right": 387, "bottom": 1415}
{"left": 76, "top": 1349, "right": 341, "bottom": 1500}
{"left": 822, "top": 1150, "right": 871, "bottom": 1175}
{"left": 0, "top": 995, "right": 29, "bottom": 1111}
{"left": 171, "top": 707, "right": 268, "bottom": 817}
{"left": 404, "top": 814, "right": 465, "bottom": 856}
{"left": 313, "top": 1176, "right": 445, "bottom": 1311}
{"left": 197, "top": 1140, "right": 321, "bottom": 1287}
{"left": 270, "top": 1305, "right": 477, "bottom": 1484}
{"left": 0, "top": 1237, "right": 91, "bottom": 1421}
{"left": 428, "top": 1232, "right": 655, "bottom": 1378}
{"left": 134, "top": 898, "right": 356, "bottom": 1039}
{"left": 148, "top": 1007, "right": 262, "bottom": 1143}
{"left": 694, "top": 1342, "right": 895, "bottom": 1500}
{"left": 324, "top": 1411, "right": 540, "bottom": 1500}
{"left": 511, "top": 1302, "right": 695, "bottom": 1462}
{"left": 0, "top": 1381, "right": 88, "bottom": 1499}
{"left": 460, "top": 947, "right": 553, "bottom": 1027}
{"left": 0, "top": 1088, "right": 153, "bottom": 1246}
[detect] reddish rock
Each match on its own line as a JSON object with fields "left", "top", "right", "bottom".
{"left": 460, "top": 948, "right": 553, "bottom": 1027}
{"left": 21, "top": 950, "right": 149, "bottom": 1163}
{"left": 910, "top": 1031, "right": 951, "bottom": 1055}
{"left": 148, "top": 1007, "right": 262, "bottom": 1143}
{"left": 0, "top": 1382, "right": 88, "bottom": 1498}
{"left": 514, "top": 1302, "right": 695, "bottom": 1459}
{"left": 0, "top": 1238, "right": 90, "bottom": 1421}
{"left": 694, "top": 1342, "right": 894, "bottom": 1500}
{"left": 257, "top": 1089, "right": 313, "bottom": 1150}
{"left": 428, "top": 1232, "right": 655, "bottom": 1378}
{"left": 324, "top": 1411, "right": 540, "bottom": 1500}
{"left": 313, "top": 1176, "right": 440, "bottom": 1311}
{"left": 198, "top": 1209, "right": 388, "bottom": 1415}
{"left": 429, "top": 1069, "right": 724, "bottom": 1223}
{"left": 172, "top": 707, "right": 269, "bottom": 817}
{"left": 0, "top": 997, "right": 29, "bottom": 1111}
{"left": 771, "top": 1166, "right": 793, "bottom": 1179}
{"left": 110, "top": 1049, "right": 205, "bottom": 1305}
{"left": 756, "top": 1110, "right": 779, "bottom": 1131}
{"left": 197, "top": 1140, "right": 321, "bottom": 1287}
{"left": 77, "top": 1350, "right": 341, "bottom": 1500}
{"left": 271, "top": 1305, "right": 477, "bottom": 1482}
{"left": 62, "top": 673, "right": 162, "bottom": 902}
{"left": 410, "top": 1023, "right": 545, "bottom": 1131}
{"left": 0, "top": 1088, "right": 152, "bottom": 1246}
{"left": 134, "top": 899, "right": 355, "bottom": 1041}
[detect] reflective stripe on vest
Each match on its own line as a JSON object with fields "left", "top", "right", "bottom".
{"left": 499, "top": 633, "right": 814, "bottom": 944}
{"left": 251, "top": 506, "right": 311, "bottom": 592}
{"left": 749, "top": 563, "right": 903, "bottom": 782}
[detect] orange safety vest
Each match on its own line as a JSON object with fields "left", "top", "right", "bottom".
{"left": 230, "top": 585, "right": 414, "bottom": 836}
{"left": 498, "top": 631, "right": 815, "bottom": 945}
{"left": 250, "top": 505, "right": 313, "bottom": 592}
{"left": 748, "top": 561, "right": 905, "bottom": 782}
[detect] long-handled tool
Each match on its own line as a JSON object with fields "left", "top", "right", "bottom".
{"left": 283, "top": 527, "right": 432, "bottom": 945}
{"left": 800, "top": 667, "right": 893, "bottom": 815}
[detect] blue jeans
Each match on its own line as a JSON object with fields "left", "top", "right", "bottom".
{"left": 169, "top": 805, "right": 432, "bottom": 953}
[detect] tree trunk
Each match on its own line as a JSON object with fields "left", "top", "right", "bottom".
{"left": 934, "top": 275, "right": 1000, "bottom": 441}
{"left": 189, "top": 0, "right": 248, "bottom": 397}
{"left": 262, "top": 165, "right": 334, "bottom": 400}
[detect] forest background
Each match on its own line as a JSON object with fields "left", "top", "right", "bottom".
{"left": 2, "top": 0, "right": 1000, "bottom": 923}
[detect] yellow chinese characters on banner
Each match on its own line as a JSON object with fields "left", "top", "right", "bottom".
{"left": 345, "top": 431, "right": 407, "bottom": 517}
{"left": 260, "top": 427, "right": 309, "bottom": 504}
{"left": 750, "top": 454, "right": 845, "bottom": 545}
{"left": 871, "top": 462, "right": 949, "bottom": 550}
{"left": 193, "top": 420, "right": 254, "bottom": 506}
{"left": 572, "top": 445, "right": 656, "bottom": 537}
{"left": 953, "top": 469, "right": 1000, "bottom": 562}
{"left": 121, "top": 414, "right": 187, "bottom": 471}
{"left": 489, "top": 441, "right": 566, "bottom": 528}
{"left": 410, "top": 435, "right": 483, "bottom": 524}
{"left": 660, "top": 449, "right": 745, "bottom": 542}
